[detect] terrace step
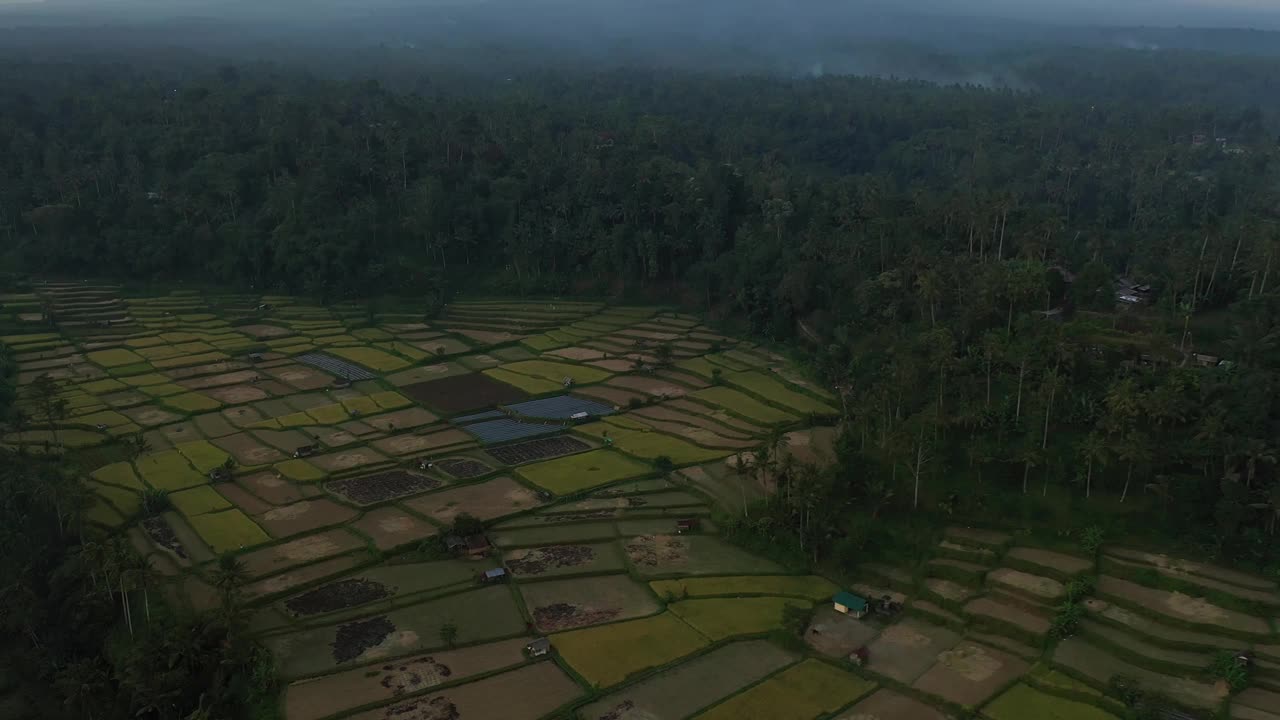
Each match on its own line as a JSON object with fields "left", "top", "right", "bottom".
{"left": 1051, "top": 637, "right": 1221, "bottom": 711}
{"left": 943, "top": 526, "right": 1010, "bottom": 549}
{"left": 965, "top": 632, "right": 1040, "bottom": 660}
{"left": 935, "top": 540, "right": 998, "bottom": 565}
{"left": 1106, "top": 547, "right": 1278, "bottom": 592}
{"left": 925, "top": 557, "right": 988, "bottom": 584}
{"left": 987, "top": 567, "right": 1067, "bottom": 605}
{"left": 860, "top": 563, "right": 914, "bottom": 592}
{"left": 1084, "top": 598, "right": 1241, "bottom": 652}
{"left": 922, "top": 578, "right": 976, "bottom": 606}
{"left": 1102, "top": 553, "right": 1280, "bottom": 608}
{"left": 964, "top": 596, "right": 1052, "bottom": 639}
{"left": 907, "top": 600, "right": 963, "bottom": 628}
{"left": 1078, "top": 619, "right": 1213, "bottom": 672}
{"left": 1004, "top": 547, "right": 1094, "bottom": 579}
{"left": 985, "top": 587, "right": 1056, "bottom": 617}
{"left": 1095, "top": 575, "right": 1273, "bottom": 639}
{"left": 1234, "top": 689, "right": 1280, "bottom": 720}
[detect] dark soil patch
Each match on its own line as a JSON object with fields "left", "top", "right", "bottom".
{"left": 506, "top": 546, "right": 595, "bottom": 575}
{"left": 143, "top": 516, "right": 187, "bottom": 559}
{"left": 435, "top": 458, "right": 492, "bottom": 479}
{"left": 379, "top": 656, "right": 453, "bottom": 697}
{"left": 625, "top": 536, "right": 685, "bottom": 567}
{"left": 285, "top": 579, "right": 393, "bottom": 616}
{"left": 533, "top": 602, "right": 620, "bottom": 632}
{"left": 373, "top": 696, "right": 459, "bottom": 720}
{"left": 331, "top": 616, "right": 396, "bottom": 664}
{"left": 326, "top": 471, "right": 442, "bottom": 505}
{"left": 599, "top": 701, "right": 636, "bottom": 720}
{"left": 403, "top": 373, "right": 528, "bottom": 415}
{"left": 488, "top": 436, "right": 589, "bottom": 465}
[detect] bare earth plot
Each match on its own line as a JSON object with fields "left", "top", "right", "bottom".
{"left": 520, "top": 575, "right": 661, "bottom": 632}
{"left": 342, "top": 662, "right": 581, "bottom": 720}
{"left": 865, "top": 618, "right": 962, "bottom": 683}
{"left": 625, "top": 534, "right": 783, "bottom": 576}
{"left": 1095, "top": 575, "right": 1272, "bottom": 637}
{"left": 1052, "top": 636, "right": 1222, "bottom": 710}
{"left": 267, "top": 585, "right": 525, "bottom": 680}
{"left": 352, "top": 507, "right": 437, "bottom": 550}
{"left": 835, "top": 688, "right": 951, "bottom": 720}
{"left": 240, "top": 529, "right": 367, "bottom": 577}
{"left": 911, "top": 641, "right": 1029, "bottom": 707}
{"left": 283, "top": 637, "right": 531, "bottom": 720}
{"left": 402, "top": 476, "right": 544, "bottom": 523}
{"left": 255, "top": 499, "right": 358, "bottom": 538}
{"left": 805, "top": 606, "right": 881, "bottom": 658}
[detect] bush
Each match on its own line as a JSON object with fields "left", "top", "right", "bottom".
{"left": 1209, "top": 650, "right": 1250, "bottom": 691}
{"left": 1050, "top": 600, "right": 1084, "bottom": 639}
{"left": 1064, "top": 577, "right": 1094, "bottom": 603}
{"left": 1078, "top": 525, "right": 1104, "bottom": 556}
{"left": 141, "top": 488, "right": 171, "bottom": 516}
{"left": 451, "top": 513, "right": 484, "bottom": 536}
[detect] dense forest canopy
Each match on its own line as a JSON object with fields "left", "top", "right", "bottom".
{"left": 5, "top": 32, "right": 1280, "bottom": 719}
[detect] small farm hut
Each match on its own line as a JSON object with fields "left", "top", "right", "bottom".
{"left": 832, "top": 591, "right": 868, "bottom": 618}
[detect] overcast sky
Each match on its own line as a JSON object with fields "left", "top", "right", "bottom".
{"left": 0, "top": 0, "right": 1277, "bottom": 30}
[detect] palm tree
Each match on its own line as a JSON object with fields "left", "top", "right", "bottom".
{"left": 1079, "top": 433, "right": 1108, "bottom": 500}
{"left": 131, "top": 555, "right": 158, "bottom": 624}
{"left": 212, "top": 552, "right": 249, "bottom": 626}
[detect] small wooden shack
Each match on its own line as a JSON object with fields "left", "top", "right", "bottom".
{"left": 482, "top": 567, "right": 508, "bottom": 584}
{"left": 832, "top": 591, "right": 868, "bottom": 619}
{"left": 293, "top": 444, "right": 318, "bottom": 459}
{"left": 675, "top": 518, "right": 700, "bottom": 534}
{"left": 526, "top": 638, "right": 551, "bottom": 657}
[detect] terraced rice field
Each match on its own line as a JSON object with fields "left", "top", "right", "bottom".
{"left": 24, "top": 289, "right": 1233, "bottom": 720}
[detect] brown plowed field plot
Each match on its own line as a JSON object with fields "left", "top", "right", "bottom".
{"left": 213, "top": 433, "right": 286, "bottom": 466}
{"left": 325, "top": 470, "right": 442, "bottom": 505}
{"left": 353, "top": 507, "right": 437, "bottom": 550}
{"left": 607, "top": 376, "right": 689, "bottom": 397}
{"left": 435, "top": 457, "right": 492, "bottom": 478}
{"left": 911, "top": 641, "right": 1028, "bottom": 707}
{"left": 865, "top": 619, "right": 962, "bottom": 683}
{"left": 283, "top": 638, "right": 531, "bottom": 720}
{"left": 123, "top": 406, "right": 183, "bottom": 426}
{"left": 264, "top": 365, "right": 336, "bottom": 390}
{"left": 836, "top": 689, "right": 950, "bottom": 720}
{"left": 404, "top": 476, "right": 544, "bottom": 523}
{"left": 224, "top": 405, "right": 266, "bottom": 427}
{"left": 181, "top": 370, "right": 262, "bottom": 390}
{"left": 988, "top": 568, "right": 1065, "bottom": 601}
{"left": 164, "top": 360, "right": 248, "bottom": 379}
{"left": 284, "top": 577, "right": 394, "bottom": 616}
{"left": 240, "top": 528, "right": 366, "bottom": 577}
{"left": 520, "top": 575, "right": 660, "bottom": 632}
{"left": 216, "top": 483, "right": 274, "bottom": 515}
{"left": 243, "top": 554, "right": 365, "bottom": 600}
{"left": 309, "top": 447, "right": 389, "bottom": 473}
{"left": 240, "top": 471, "right": 320, "bottom": 505}
{"left": 586, "top": 359, "right": 637, "bottom": 373}
{"left": 572, "top": 385, "right": 644, "bottom": 406}
{"left": 252, "top": 428, "right": 314, "bottom": 452}
{"left": 256, "top": 499, "right": 358, "bottom": 538}
{"left": 193, "top": 412, "right": 237, "bottom": 438}
{"left": 547, "top": 346, "right": 608, "bottom": 361}
{"left": 307, "top": 426, "right": 360, "bottom": 448}
{"left": 805, "top": 606, "right": 880, "bottom": 658}
{"left": 345, "top": 662, "right": 581, "bottom": 720}
{"left": 963, "top": 597, "right": 1051, "bottom": 637}
{"left": 372, "top": 428, "right": 472, "bottom": 456}
{"left": 450, "top": 328, "right": 527, "bottom": 345}
{"left": 385, "top": 363, "right": 465, "bottom": 387}
{"left": 1097, "top": 575, "right": 1272, "bottom": 636}
{"left": 364, "top": 407, "right": 438, "bottom": 432}
{"left": 1006, "top": 547, "right": 1092, "bottom": 577}
{"left": 579, "top": 640, "right": 797, "bottom": 720}
{"left": 402, "top": 373, "right": 529, "bottom": 414}
{"left": 488, "top": 435, "right": 591, "bottom": 465}
{"left": 504, "top": 542, "right": 624, "bottom": 579}
{"left": 238, "top": 324, "right": 294, "bottom": 339}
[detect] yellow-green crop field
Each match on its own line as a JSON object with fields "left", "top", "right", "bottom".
{"left": 669, "top": 596, "right": 811, "bottom": 641}
{"left": 482, "top": 367, "right": 562, "bottom": 394}
{"left": 690, "top": 387, "right": 797, "bottom": 425}
{"left": 552, "top": 612, "right": 709, "bottom": 688}
{"left": 175, "top": 440, "right": 231, "bottom": 473}
{"left": 274, "top": 459, "right": 326, "bottom": 482}
{"left": 724, "top": 371, "right": 835, "bottom": 415}
{"left": 692, "top": 660, "right": 874, "bottom": 720}
{"left": 87, "top": 348, "right": 145, "bottom": 367}
{"left": 189, "top": 509, "right": 270, "bottom": 553}
{"left": 517, "top": 449, "right": 652, "bottom": 495}
{"left": 170, "top": 485, "right": 233, "bottom": 516}
{"left": 136, "top": 450, "right": 206, "bottom": 491}
{"left": 500, "top": 359, "right": 611, "bottom": 385}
